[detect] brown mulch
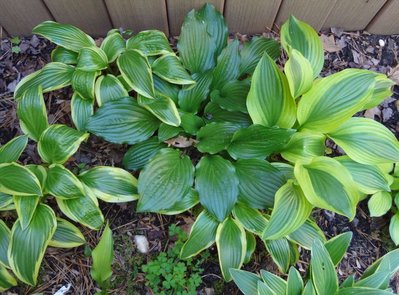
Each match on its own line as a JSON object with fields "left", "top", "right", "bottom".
{"left": 1, "top": 27, "right": 399, "bottom": 294}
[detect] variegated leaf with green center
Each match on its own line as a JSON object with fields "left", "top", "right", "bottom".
{"left": 0, "top": 163, "right": 42, "bottom": 196}
{"left": 46, "top": 164, "right": 85, "bottom": 199}
{"left": 8, "top": 204, "right": 56, "bottom": 286}
{"left": 281, "top": 16, "right": 324, "bottom": 78}
{"left": 38, "top": 124, "right": 89, "bottom": 164}
{"left": 362, "top": 74, "right": 395, "bottom": 109}
{"left": 195, "top": 155, "right": 239, "bottom": 222}
{"left": 100, "top": 31, "right": 125, "bottom": 63}
{"left": 0, "top": 135, "right": 28, "bottom": 163}
{"left": 0, "top": 221, "right": 10, "bottom": 268}
{"left": 324, "top": 231, "right": 352, "bottom": 266}
{"left": 17, "top": 86, "right": 48, "bottom": 142}
{"left": 244, "top": 232, "right": 256, "bottom": 264}
{"left": 157, "top": 188, "right": 199, "bottom": 215}
{"left": 264, "top": 237, "right": 292, "bottom": 273}
{"left": 297, "top": 69, "right": 376, "bottom": 132}
{"left": 0, "top": 194, "right": 14, "bottom": 211}
{"left": 76, "top": 47, "right": 108, "bottom": 71}
{"left": 294, "top": 156, "right": 359, "bottom": 219}
{"left": 212, "top": 39, "right": 240, "bottom": 90}
{"left": 126, "top": 30, "right": 172, "bottom": 56}
{"left": 263, "top": 180, "right": 312, "bottom": 240}
{"left": 216, "top": 217, "right": 246, "bottom": 281}
{"left": 246, "top": 53, "right": 296, "bottom": 128}
{"left": 281, "top": 131, "right": 326, "bottom": 163}
{"left": 71, "top": 69, "right": 100, "bottom": 100}
{"left": 288, "top": 219, "right": 326, "bottom": 250}
{"left": 14, "top": 62, "right": 74, "bottom": 99}
{"left": 287, "top": 267, "right": 304, "bottom": 294}
{"left": 14, "top": 195, "right": 40, "bottom": 230}
{"left": 79, "top": 166, "right": 138, "bottom": 203}
{"left": 26, "top": 165, "right": 47, "bottom": 189}
{"left": 137, "top": 94, "right": 181, "bottom": 127}
{"left": 51, "top": 46, "right": 78, "bottom": 64}
{"left": 71, "top": 92, "right": 94, "bottom": 131}
{"left": 232, "top": 203, "right": 268, "bottom": 235}
{"left": 32, "top": 21, "right": 95, "bottom": 52}
{"left": 117, "top": 50, "right": 155, "bottom": 98}
{"left": 260, "top": 269, "right": 287, "bottom": 294}
{"left": 152, "top": 53, "right": 195, "bottom": 85}
{"left": 230, "top": 269, "right": 261, "bottom": 295}
{"left": 180, "top": 210, "right": 219, "bottom": 259}
{"left": 137, "top": 149, "right": 194, "bottom": 212}
{"left": 49, "top": 218, "right": 85, "bottom": 248}
{"left": 0, "top": 265, "right": 17, "bottom": 291}
{"left": 328, "top": 117, "right": 399, "bottom": 165}
{"left": 94, "top": 74, "right": 128, "bottom": 106}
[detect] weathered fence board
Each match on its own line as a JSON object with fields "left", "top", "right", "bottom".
{"left": 105, "top": 0, "right": 169, "bottom": 34}
{"left": 43, "top": 0, "right": 112, "bottom": 35}
{"left": 224, "top": 0, "right": 281, "bottom": 34}
{"left": 367, "top": 0, "right": 399, "bottom": 34}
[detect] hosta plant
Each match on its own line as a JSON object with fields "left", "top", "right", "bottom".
{"left": 12, "top": 3, "right": 398, "bottom": 282}
{"left": 231, "top": 232, "right": 399, "bottom": 295}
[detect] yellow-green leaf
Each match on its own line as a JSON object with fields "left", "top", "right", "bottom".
{"left": 0, "top": 265, "right": 17, "bottom": 292}
{"left": 285, "top": 49, "right": 314, "bottom": 98}
{"left": 368, "top": 191, "right": 392, "bottom": 217}
{"left": 390, "top": 212, "right": 399, "bottom": 245}
{"left": 281, "top": 131, "right": 326, "bottom": 163}
{"left": 91, "top": 223, "right": 113, "bottom": 288}
{"left": 232, "top": 203, "right": 268, "bottom": 235}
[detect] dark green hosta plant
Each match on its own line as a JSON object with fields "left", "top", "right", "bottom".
{"left": 231, "top": 232, "right": 399, "bottom": 295}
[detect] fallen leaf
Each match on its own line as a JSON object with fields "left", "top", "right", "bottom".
{"left": 320, "top": 34, "right": 343, "bottom": 53}
{"left": 388, "top": 65, "right": 399, "bottom": 85}
{"left": 364, "top": 107, "right": 381, "bottom": 119}
{"left": 165, "top": 136, "right": 197, "bottom": 148}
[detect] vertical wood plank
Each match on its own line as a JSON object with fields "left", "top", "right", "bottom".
{"left": 323, "top": 0, "right": 387, "bottom": 31}
{"left": 105, "top": 0, "right": 169, "bottom": 35}
{"left": 275, "top": 0, "right": 337, "bottom": 31}
{"left": 167, "top": 0, "right": 225, "bottom": 36}
{"left": 0, "top": 0, "right": 52, "bottom": 36}
{"left": 43, "top": 0, "right": 112, "bottom": 36}
{"left": 367, "top": 0, "right": 399, "bottom": 35}
{"left": 224, "top": 0, "right": 281, "bottom": 34}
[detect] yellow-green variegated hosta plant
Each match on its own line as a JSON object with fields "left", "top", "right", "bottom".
{"left": 0, "top": 123, "right": 137, "bottom": 289}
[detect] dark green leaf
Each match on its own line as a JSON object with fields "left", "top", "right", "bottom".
{"left": 51, "top": 46, "right": 78, "bottom": 64}
{"left": 94, "top": 74, "right": 128, "bottom": 106}
{"left": 196, "top": 122, "right": 240, "bottom": 154}
{"left": 126, "top": 30, "right": 172, "bottom": 56}
{"left": 71, "top": 93, "right": 94, "bottom": 131}
{"left": 123, "top": 137, "right": 166, "bottom": 170}
{"left": 178, "top": 71, "right": 212, "bottom": 113}
{"left": 212, "top": 40, "right": 240, "bottom": 90}
{"left": 204, "top": 102, "right": 252, "bottom": 127}
{"left": 76, "top": 47, "right": 108, "bottom": 71}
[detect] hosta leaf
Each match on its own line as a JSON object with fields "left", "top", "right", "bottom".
{"left": 212, "top": 40, "right": 240, "bottom": 90}
{"left": 14, "top": 195, "right": 40, "bottom": 230}
{"left": 38, "top": 124, "right": 89, "bottom": 164}
{"left": 280, "top": 16, "right": 323, "bottom": 78}
{"left": 180, "top": 210, "right": 218, "bottom": 258}
{"left": 311, "top": 239, "right": 339, "bottom": 295}
{"left": 71, "top": 93, "right": 93, "bottom": 131}
{"left": 328, "top": 117, "right": 399, "bottom": 165}
{"left": 205, "top": 102, "right": 252, "bottom": 127}
{"left": 26, "top": 165, "right": 47, "bottom": 189}
{"left": 325, "top": 231, "right": 352, "bottom": 266}
{"left": 263, "top": 180, "right": 312, "bottom": 240}
{"left": 86, "top": 97, "right": 159, "bottom": 144}
{"left": 126, "top": 30, "right": 172, "bottom": 56}
{"left": 178, "top": 71, "right": 212, "bottom": 113}
{"left": 362, "top": 248, "right": 399, "bottom": 280}
{"left": 195, "top": 155, "right": 239, "bottom": 222}
{"left": 51, "top": 46, "right": 78, "bottom": 64}
{"left": 158, "top": 188, "right": 199, "bottom": 215}
{"left": 285, "top": 49, "right": 313, "bottom": 98}
{"left": 56, "top": 194, "right": 104, "bottom": 230}
{"left": 46, "top": 164, "right": 85, "bottom": 199}
{"left": 336, "top": 156, "right": 392, "bottom": 194}
{"left": 244, "top": 232, "right": 256, "bottom": 264}
{"left": 49, "top": 218, "right": 85, "bottom": 248}
{"left": 230, "top": 269, "right": 260, "bottom": 295}
{"left": 118, "top": 50, "right": 155, "bottom": 98}
{"left": 264, "top": 238, "right": 291, "bottom": 273}
{"left": 71, "top": 69, "right": 99, "bottom": 100}
{"left": 287, "top": 267, "right": 304, "bottom": 295}
{"left": 0, "top": 265, "right": 17, "bottom": 291}
{"left": 297, "top": 69, "right": 376, "bottom": 132}
{"left": 338, "top": 287, "right": 394, "bottom": 295}
{"left": 158, "top": 123, "right": 182, "bottom": 141}
{"left": 288, "top": 219, "right": 326, "bottom": 250}
{"left": 17, "top": 86, "right": 48, "bottom": 142}
{"left": 0, "top": 135, "right": 28, "bottom": 163}
{"left": 137, "top": 94, "right": 181, "bottom": 127}
{"left": 232, "top": 203, "right": 268, "bottom": 235}
{"left": 0, "top": 194, "right": 13, "bottom": 211}
{"left": 210, "top": 80, "right": 250, "bottom": 113}
{"left": 0, "top": 163, "right": 42, "bottom": 196}
{"left": 32, "top": 21, "right": 95, "bottom": 52}
{"left": 123, "top": 137, "right": 166, "bottom": 171}
{"left": 234, "top": 159, "right": 286, "bottom": 209}
{"left": 137, "top": 149, "right": 194, "bottom": 212}
{"left": 228, "top": 125, "right": 295, "bottom": 159}
{"left": 281, "top": 131, "right": 325, "bottom": 163}
{"left": 258, "top": 279, "right": 275, "bottom": 295}
{"left": 14, "top": 62, "right": 74, "bottom": 99}
{"left": 152, "top": 54, "right": 195, "bottom": 85}
{"left": 8, "top": 204, "right": 56, "bottom": 285}
{"left": 247, "top": 53, "right": 296, "bottom": 128}
{"left": 0, "top": 221, "right": 10, "bottom": 268}
{"left": 100, "top": 31, "right": 125, "bottom": 62}
{"left": 260, "top": 270, "right": 287, "bottom": 294}
{"left": 302, "top": 282, "right": 317, "bottom": 295}
{"left": 80, "top": 167, "right": 138, "bottom": 203}
{"left": 154, "top": 75, "right": 179, "bottom": 104}
{"left": 76, "top": 47, "right": 108, "bottom": 71}
{"left": 95, "top": 74, "right": 128, "bottom": 106}
{"left": 240, "top": 37, "right": 280, "bottom": 75}
{"left": 294, "top": 157, "right": 359, "bottom": 219}
{"left": 196, "top": 122, "right": 240, "bottom": 154}
{"left": 91, "top": 223, "right": 113, "bottom": 288}
{"left": 216, "top": 218, "right": 246, "bottom": 281}
{"left": 363, "top": 74, "right": 395, "bottom": 109}
{"left": 368, "top": 191, "right": 392, "bottom": 217}
{"left": 390, "top": 212, "right": 399, "bottom": 245}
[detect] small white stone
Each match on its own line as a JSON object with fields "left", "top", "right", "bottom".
{"left": 134, "top": 235, "right": 149, "bottom": 254}
{"left": 54, "top": 284, "right": 72, "bottom": 295}
{"left": 379, "top": 39, "right": 385, "bottom": 47}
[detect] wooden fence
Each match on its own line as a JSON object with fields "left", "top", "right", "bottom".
{"left": 1, "top": 0, "right": 399, "bottom": 37}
